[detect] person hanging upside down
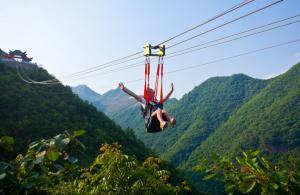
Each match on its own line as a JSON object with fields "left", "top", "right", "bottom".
{"left": 119, "top": 82, "right": 176, "bottom": 131}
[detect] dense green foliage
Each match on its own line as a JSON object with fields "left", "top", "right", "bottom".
{"left": 51, "top": 143, "right": 193, "bottom": 194}
{"left": 195, "top": 150, "right": 300, "bottom": 194}
{"left": 0, "top": 135, "right": 14, "bottom": 156}
{"left": 0, "top": 131, "right": 82, "bottom": 194}
{"left": 0, "top": 63, "right": 149, "bottom": 165}
{"left": 0, "top": 132, "right": 193, "bottom": 194}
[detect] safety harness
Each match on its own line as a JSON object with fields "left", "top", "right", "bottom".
{"left": 142, "top": 44, "right": 165, "bottom": 132}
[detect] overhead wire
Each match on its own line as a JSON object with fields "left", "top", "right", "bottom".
{"left": 84, "top": 14, "right": 300, "bottom": 78}
{"left": 56, "top": 54, "right": 145, "bottom": 80}
{"left": 18, "top": 0, "right": 288, "bottom": 87}
{"left": 166, "top": 20, "right": 300, "bottom": 58}
{"left": 121, "top": 38, "right": 300, "bottom": 85}
{"left": 16, "top": 66, "right": 76, "bottom": 96}
{"left": 156, "top": 0, "right": 255, "bottom": 45}
{"left": 19, "top": 39, "right": 300, "bottom": 95}
{"left": 28, "top": 14, "right": 300, "bottom": 83}
{"left": 56, "top": 0, "right": 256, "bottom": 79}
{"left": 18, "top": 16, "right": 299, "bottom": 85}
{"left": 37, "top": 0, "right": 283, "bottom": 84}
{"left": 166, "top": 0, "right": 283, "bottom": 49}
{"left": 167, "top": 13, "right": 300, "bottom": 56}
{"left": 19, "top": 0, "right": 257, "bottom": 84}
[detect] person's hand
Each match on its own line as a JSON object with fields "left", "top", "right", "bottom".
{"left": 170, "top": 83, "right": 174, "bottom": 91}
{"left": 119, "top": 82, "right": 125, "bottom": 90}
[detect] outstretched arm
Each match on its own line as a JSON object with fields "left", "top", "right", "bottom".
{"left": 119, "top": 82, "right": 142, "bottom": 103}
{"left": 163, "top": 83, "right": 174, "bottom": 102}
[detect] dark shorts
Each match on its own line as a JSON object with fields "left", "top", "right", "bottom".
{"left": 151, "top": 103, "right": 163, "bottom": 113}
{"left": 143, "top": 102, "right": 165, "bottom": 133}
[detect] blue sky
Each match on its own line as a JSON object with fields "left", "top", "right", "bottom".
{"left": 1, "top": 0, "right": 300, "bottom": 98}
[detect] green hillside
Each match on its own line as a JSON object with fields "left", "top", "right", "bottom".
{"left": 110, "top": 74, "right": 270, "bottom": 162}
{"left": 182, "top": 62, "right": 300, "bottom": 169}
{"left": 159, "top": 74, "right": 270, "bottom": 166}
{"left": 108, "top": 63, "right": 300, "bottom": 193}
{"left": 110, "top": 63, "right": 300, "bottom": 168}
{"left": 0, "top": 62, "right": 149, "bottom": 165}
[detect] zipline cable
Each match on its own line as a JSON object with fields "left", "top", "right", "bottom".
{"left": 121, "top": 38, "right": 300, "bottom": 85}
{"left": 19, "top": 17, "right": 299, "bottom": 84}
{"left": 41, "top": 0, "right": 283, "bottom": 83}
{"left": 167, "top": 0, "right": 283, "bottom": 49}
{"left": 166, "top": 20, "right": 300, "bottom": 58}
{"left": 18, "top": 0, "right": 286, "bottom": 85}
{"left": 19, "top": 38, "right": 300, "bottom": 92}
{"left": 157, "top": 0, "right": 255, "bottom": 45}
{"left": 58, "top": 0, "right": 256, "bottom": 79}
{"left": 21, "top": 0, "right": 257, "bottom": 83}
{"left": 34, "top": 15, "right": 300, "bottom": 83}
{"left": 168, "top": 13, "right": 300, "bottom": 56}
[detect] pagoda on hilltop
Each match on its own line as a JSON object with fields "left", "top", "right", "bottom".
{"left": 0, "top": 48, "right": 33, "bottom": 62}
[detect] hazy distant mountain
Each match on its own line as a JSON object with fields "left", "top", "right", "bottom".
{"left": 72, "top": 85, "right": 106, "bottom": 111}
{"left": 72, "top": 85, "right": 136, "bottom": 114}
{"left": 71, "top": 84, "right": 101, "bottom": 101}
{"left": 100, "top": 88, "right": 137, "bottom": 114}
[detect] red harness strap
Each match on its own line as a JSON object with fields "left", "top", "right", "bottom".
{"left": 144, "top": 57, "right": 150, "bottom": 103}
{"left": 154, "top": 57, "right": 164, "bottom": 103}
{"left": 160, "top": 58, "right": 164, "bottom": 104}
{"left": 144, "top": 57, "right": 164, "bottom": 104}
{"left": 154, "top": 63, "right": 160, "bottom": 101}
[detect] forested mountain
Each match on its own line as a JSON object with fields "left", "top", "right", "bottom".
{"left": 109, "top": 63, "right": 300, "bottom": 169}
{"left": 110, "top": 73, "right": 270, "bottom": 158}
{"left": 181, "top": 62, "right": 300, "bottom": 169}
{"left": 106, "top": 63, "right": 300, "bottom": 192}
{"left": 0, "top": 62, "right": 149, "bottom": 165}
{"left": 158, "top": 74, "right": 271, "bottom": 166}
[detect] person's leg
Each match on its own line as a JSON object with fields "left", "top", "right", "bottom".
{"left": 151, "top": 109, "right": 164, "bottom": 123}
{"left": 162, "top": 109, "right": 176, "bottom": 127}
{"left": 151, "top": 109, "right": 167, "bottom": 129}
{"left": 162, "top": 109, "right": 171, "bottom": 122}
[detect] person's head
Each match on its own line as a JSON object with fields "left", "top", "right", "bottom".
{"left": 148, "top": 88, "right": 155, "bottom": 100}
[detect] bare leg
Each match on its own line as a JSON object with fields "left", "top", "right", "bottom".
{"left": 151, "top": 109, "right": 167, "bottom": 129}
{"left": 151, "top": 108, "right": 165, "bottom": 123}
{"left": 162, "top": 109, "right": 176, "bottom": 127}
{"left": 162, "top": 109, "right": 171, "bottom": 122}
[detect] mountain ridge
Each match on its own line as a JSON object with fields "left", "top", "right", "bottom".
{"left": 72, "top": 85, "right": 136, "bottom": 114}
{"left": 181, "top": 62, "right": 300, "bottom": 169}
